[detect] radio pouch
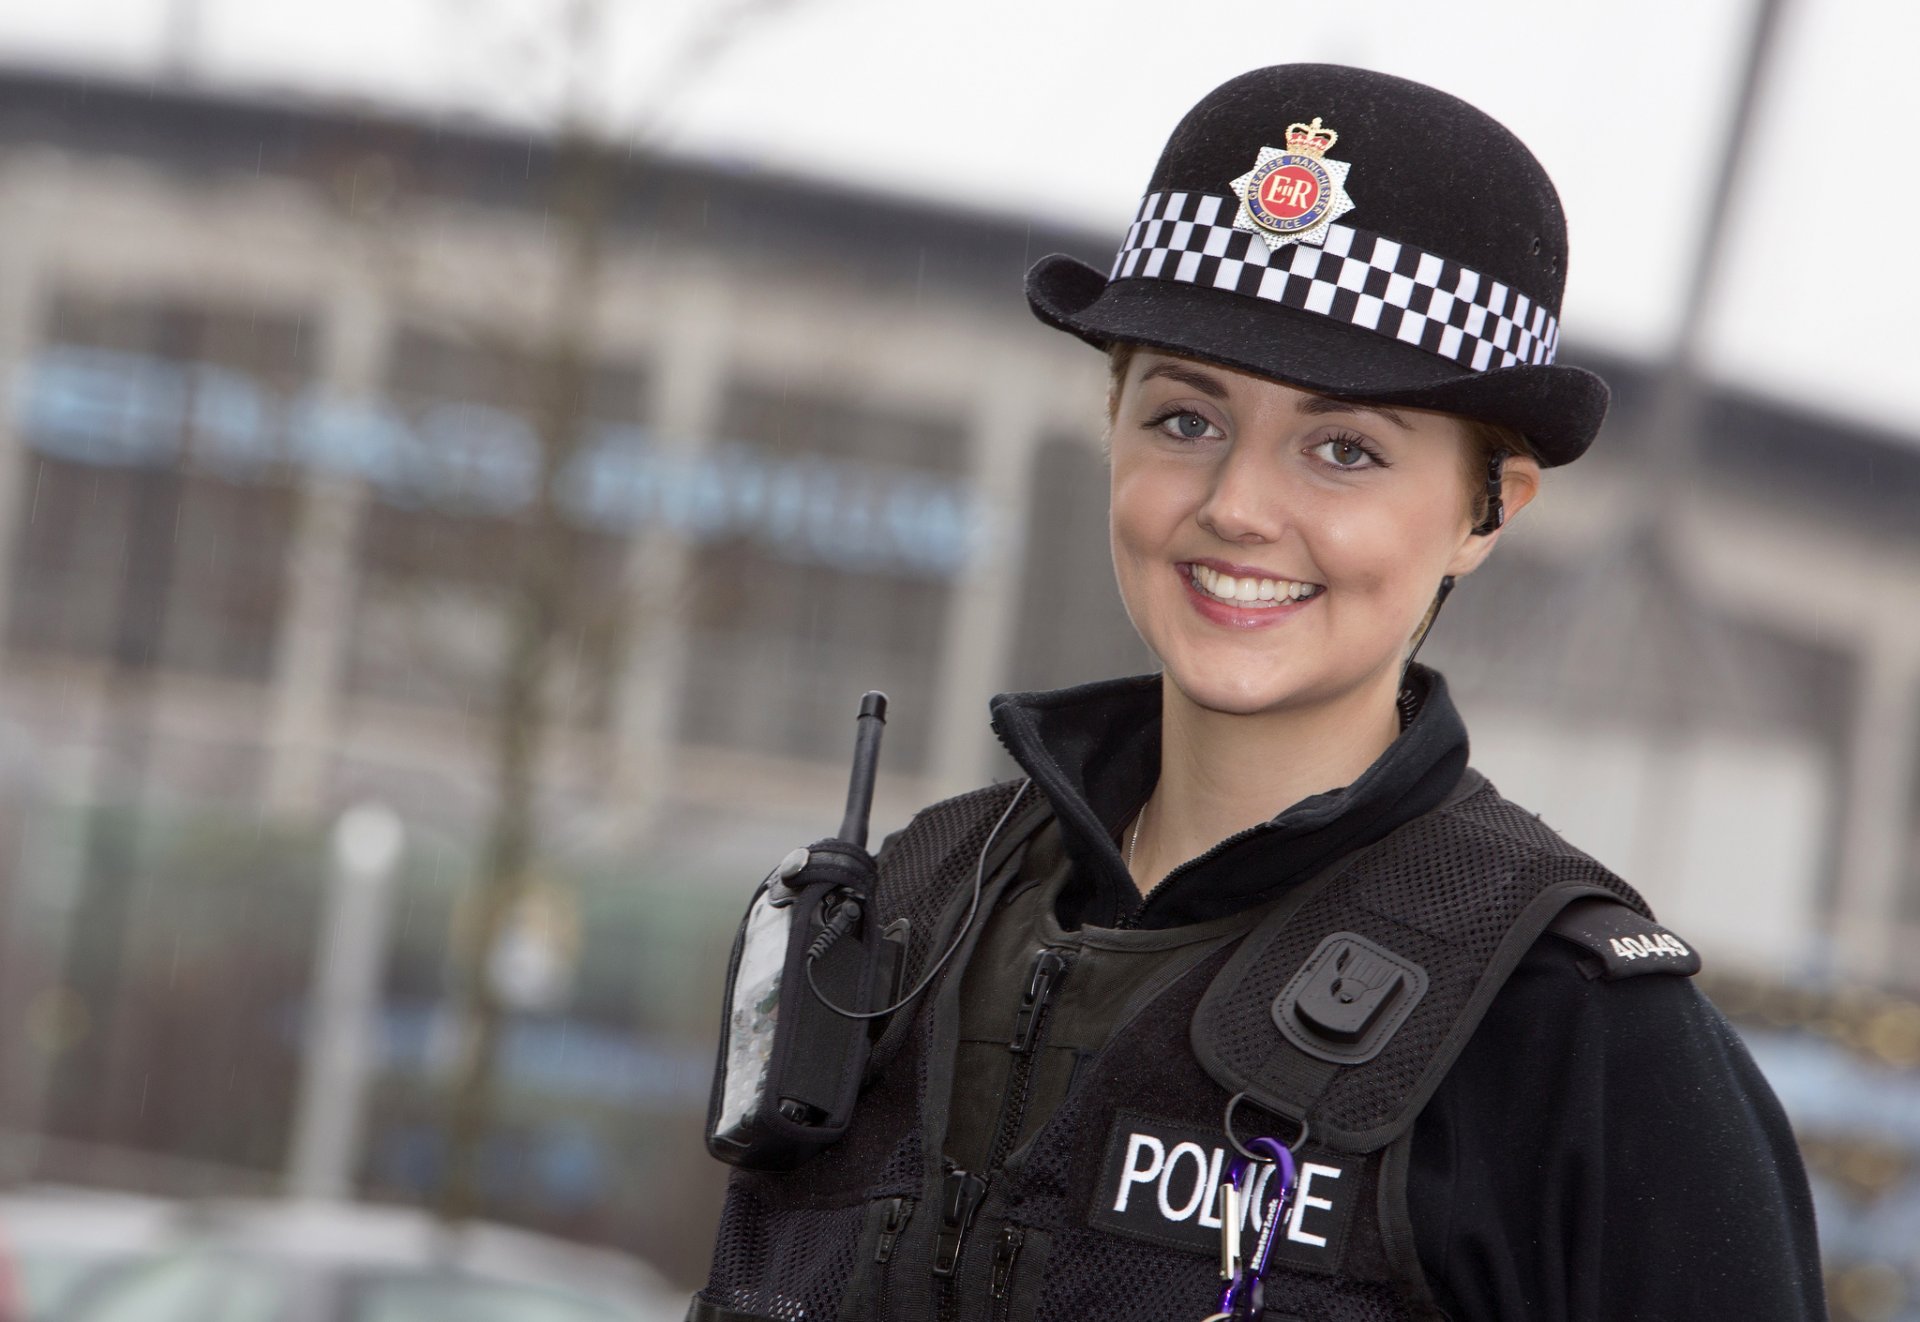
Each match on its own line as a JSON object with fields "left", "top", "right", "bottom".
{"left": 706, "top": 838, "right": 888, "bottom": 1170}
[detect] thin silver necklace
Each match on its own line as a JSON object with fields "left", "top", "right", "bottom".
{"left": 1126, "top": 802, "right": 1146, "bottom": 871}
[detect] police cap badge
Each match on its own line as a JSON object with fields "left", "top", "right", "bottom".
{"left": 1229, "top": 117, "right": 1356, "bottom": 250}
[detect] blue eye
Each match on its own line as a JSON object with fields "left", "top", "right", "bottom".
{"left": 1152, "top": 410, "right": 1218, "bottom": 442}
{"left": 1311, "top": 434, "right": 1385, "bottom": 469}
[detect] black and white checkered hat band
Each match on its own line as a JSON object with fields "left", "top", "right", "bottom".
{"left": 1110, "top": 191, "right": 1559, "bottom": 371}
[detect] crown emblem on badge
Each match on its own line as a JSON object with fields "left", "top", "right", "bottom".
{"left": 1285, "top": 117, "right": 1338, "bottom": 158}
{"left": 1229, "top": 115, "right": 1356, "bottom": 251}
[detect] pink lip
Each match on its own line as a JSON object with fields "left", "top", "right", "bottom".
{"left": 1187, "top": 556, "right": 1317, "bottom": 582}
{"left": 1178, "top": 563, "right": 1322, "bottom": 630}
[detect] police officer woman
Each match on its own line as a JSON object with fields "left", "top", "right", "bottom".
{"left": 692, "top": 64, "right": 1825, "bottom": 1322}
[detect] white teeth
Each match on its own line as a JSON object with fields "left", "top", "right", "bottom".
{"left": 1188, "top": 564, "right": 1321, "bottom": 606}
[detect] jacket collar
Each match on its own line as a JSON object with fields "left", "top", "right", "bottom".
{"left": 987, "top": 665, "right": 1469, "bottom": 929}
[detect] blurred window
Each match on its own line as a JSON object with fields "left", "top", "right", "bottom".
{"left": 345, "top": 329, "right": 642, "bottom": 724}
{"left": 674, "top": 381, "right": 966, "bottom": 772}
{"left": 9, "top": 294, "right": 308, "bottom": 679}
{"left": 351, "top": 1272, "right": 630, "bottom": 1322}
{"left": 1005, "top": 435, "right": 1151, "bottom": 691}
{"left": 716, "top": 380, "right": 968, "bottom": 477}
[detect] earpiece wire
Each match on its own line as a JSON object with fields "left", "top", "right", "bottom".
{"left": 804, "top": 779, "right": 1032, "bottom": 1021}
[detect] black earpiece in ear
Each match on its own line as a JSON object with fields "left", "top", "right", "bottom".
{"left": 1472, "top": 450, "right": 1508, "bottom": 536}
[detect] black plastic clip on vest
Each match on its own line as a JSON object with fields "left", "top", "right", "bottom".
{"left": 1273, "top": 932, "right": 1429, "bottom": 1066}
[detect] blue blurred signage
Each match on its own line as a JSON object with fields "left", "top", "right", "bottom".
{"left": 13, "top": 346, "right": 991, "bottom": 579}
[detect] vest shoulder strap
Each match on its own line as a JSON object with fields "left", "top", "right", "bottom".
{"left": 1192, "top": 777, "right": 1658, "bottom": 1153}
{"left": 871, "top": 781, "right": 1033, "bottom": 929}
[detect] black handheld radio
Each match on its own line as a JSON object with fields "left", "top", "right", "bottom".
{"left": 705, "top": 692, "right": 903, "bottom": 1170}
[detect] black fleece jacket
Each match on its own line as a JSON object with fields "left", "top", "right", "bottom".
{"left": 978, "top": 666, "right": 1826, "bottom": 1321}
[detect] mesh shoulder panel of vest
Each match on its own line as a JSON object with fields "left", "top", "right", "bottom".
{"left": 1191, "top": 779, "right": 1658, "bottom": 1152}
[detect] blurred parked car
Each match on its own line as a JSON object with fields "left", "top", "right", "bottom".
{"left": 0, "top": 1194, "right": 681, "bottom": 1322}
{"left": 1, "top": 1219, "right": 23, "bottom": 1322}
{"left": 0, "top": 1188, "right": 180, "bottom": 1321}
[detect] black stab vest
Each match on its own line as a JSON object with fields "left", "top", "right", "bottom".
{"left": 690, "top": 771, "right": 1682, "bottom": 1322}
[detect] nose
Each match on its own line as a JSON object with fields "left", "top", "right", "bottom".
{"left": 1196, "top": 440, "right": 1287, "bottom": 545}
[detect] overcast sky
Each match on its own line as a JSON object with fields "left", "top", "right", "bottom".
{"left": 4, "top": 0, "right": 1917, "bottom": 438}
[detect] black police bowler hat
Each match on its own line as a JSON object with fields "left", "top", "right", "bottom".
{"left": 1027, "top": 64, "right": 1607, "bottom": 465}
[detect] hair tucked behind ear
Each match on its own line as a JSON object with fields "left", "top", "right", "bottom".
{"left": 1105, "top": 342, "right": 1137, "bottom": 424}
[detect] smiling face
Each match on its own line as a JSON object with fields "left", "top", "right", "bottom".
{"left": 1108, "top": 350, "right": 1536, "bottom": 723}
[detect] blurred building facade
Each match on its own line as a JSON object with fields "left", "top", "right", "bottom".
{"left": 0, "top": 66, "right": 1919, "bottom": 1300}
{"left": 2, "top": 69, "right": 1914, "bottom": 985}
{"left": 0, "top": 69, "right": 1912, "bottom": 978}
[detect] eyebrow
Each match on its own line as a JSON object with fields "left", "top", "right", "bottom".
{"left": 1137, "top": 361, "right": 1231, "bottom": 400}
{"left": 1296, "top": 395, "right": 1413, "bottom": 430}
{"left": 1135, "top": 361, "right": 1414, "bottom": 429}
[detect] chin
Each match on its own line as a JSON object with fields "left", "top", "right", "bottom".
{"left": 1159, "top": 640, "right": 1402, "bottom": 722}
{"left": 1163, "top": 657, "right": 1312, "bottom": 717}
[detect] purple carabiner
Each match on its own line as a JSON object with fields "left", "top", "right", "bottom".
{"left": 1217, "top": 1136, "right": 1296, "bottom": 1318}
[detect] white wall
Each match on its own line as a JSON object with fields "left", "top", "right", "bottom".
{"left": 1470, "top": 710, "right": 1830, "bottom": 974}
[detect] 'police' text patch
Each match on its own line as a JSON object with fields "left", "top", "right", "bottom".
{"left": 1089, "top": 1111, "right": 1354, "bottom": 1275}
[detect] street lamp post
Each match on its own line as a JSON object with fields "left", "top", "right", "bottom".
{"left": 286, "top": 803, "right": 405, "bottom": 1202}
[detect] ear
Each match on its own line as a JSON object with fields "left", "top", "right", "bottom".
{"left": 1444, "top": 455, "right": 1541, "bottom": 577}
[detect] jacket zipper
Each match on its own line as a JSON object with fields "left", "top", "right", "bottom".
{"left": 872, "top": 1195, "right": 912, "bottom": 1320}
{"left": 988, "top": 948, "right": 1070, "bottom": 1170}
{"left": 876, "top": 1196, "right": 913, "bottom": 1264}
{"left": 933, "top": 948, "right": 1069, "bottom": 1318}
{"left": 989, "top": 1226, "right": 1025, "bottom": 1320}
{"left": 932, "top": 1168, "right": 987, "bottom": 1320}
